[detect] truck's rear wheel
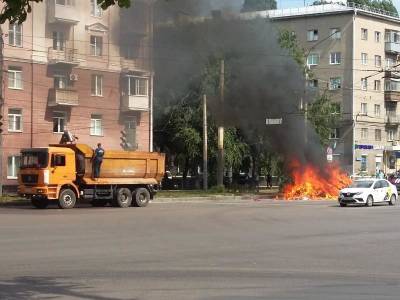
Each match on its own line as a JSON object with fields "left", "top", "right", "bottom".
{"left": 133, "top": 188, "right": 150, "bottom": 207}
{"left": 31, "top": 196, "right": 49, "bottom": 209}
{"left": 112, "top": 188, "right": 132, "bottom": 208}
{"left": 58, "top": 189, "right": 77, "bottom": 209}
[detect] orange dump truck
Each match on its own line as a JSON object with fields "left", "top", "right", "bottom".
{"left": 18, "top": 143, "right": 165, "bottom": 209}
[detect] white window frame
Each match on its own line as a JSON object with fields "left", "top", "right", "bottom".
{"left": 307, "top": 53, "right": 319, "bottom": 66}
{"left": 361, "top": 103, "right": 368, "bottom": 115}
{"left": 375, "top": 129, "right": 381, "bottom": 141}
{"left": 386, "top": 58, "right": 395, "bottom": 69}
{"left": 8, "top": 67, "right": 23, "bottom": 89}
{"left": 374, "top": 80, "right": 381, "bottom": 91}
{"left": 55, "top": 0, "right": 74, "bottom": 6}
{"left": 361, "top": 128, "right": 368, "bottom": 139}
{"left": 330, "top": 28, "right": 341, "bottom": 40}
{"left": 375, "top": 31, "right": 381, "bottom": 43}
{"left": 8, "top": 23, "right": 22, "bottom": 47}
{"left": 306, "top": 79, "right": 318, "bottom": 88}
{"left": 361, "top": 78, "right": 368, "bottom": 91}
{"left": 361, "top": 53, "right": 368, "bottom": 65}
{"left": 330, "top": 128, "right": 339, "bottom": 139}
{"left": 53, "top": 111, "right": 66, "bottom": 133}
{"left": 8, "top": 108, "right": 22, "bottom": 132}
{"left": 329, "top": 77, "right": 341, "bottom": 90}
{"left": 329, "top": 52, "right": 341, "bottom": 65}
{"left": 54, "top": 74, "right": 68, "bottom": 89}
{"left": 90, "top": 0, "right": 103, "bottom": 17}
{"left": 7, "top": 156, "right": 20, "bottom": 179}
{"left": 388, "top": 128, "right": 396, "bottom": 141}
{"left": 375, "top": 55, "right": 381, "bottom": 67}
{"left": 91, "top": 74, "right": 103, "bottom": 96}
{"left": 90, "top": 115, "right": 103, "bottom": 136}
{"left": 361, "top": 28, "right": 368, "bottom": 40}
{"left": 307, "top": 29, "right": 318, "bottom": 41}
{"left": 53, "top": 31, "right": 65, "bottom": 51}
{"left": 374, "top": 104, "right": 381, "bottom": 117}
{"left": 90, "top": 35, "right": 103, "bottom": 56}
{"left": 127, "top": 76, "right": 148, "bottom": 96}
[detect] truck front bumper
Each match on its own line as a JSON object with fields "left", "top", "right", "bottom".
{"left": 18, "top": 185, "right": 58, "bottom": 199}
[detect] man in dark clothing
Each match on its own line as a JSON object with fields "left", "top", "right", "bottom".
{"left": 266, "top": 172, "right": 272, "bottom": 189}
{"left": 92, "top": 143, "right": 105, "bottom": 179}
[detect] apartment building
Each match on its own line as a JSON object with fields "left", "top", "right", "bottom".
{"left": 1, "top": 0, "right": 153, "bottom": 192}
{"left": 242, "top": 3, "right": 400, "bottom": 175}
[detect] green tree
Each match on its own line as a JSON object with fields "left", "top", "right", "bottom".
{"left": 241, "top": 0, "right": 277, "bottom": 12}
{"left": 0, "top": 0, "right": 132, "bottom": 24}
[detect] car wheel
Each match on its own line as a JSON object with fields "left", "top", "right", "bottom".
{"left": 389, "top": 194, "right": 396, "bottom": 206}
{"left": 366, "top": 195, "right": 373, "bottom": 207}
{"left": 339, "top": 202, "right": 347, "bottom": 207}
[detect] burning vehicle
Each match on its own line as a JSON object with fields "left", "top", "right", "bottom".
{"left": 338, "top": 179, "right": 397, "bottom": 207}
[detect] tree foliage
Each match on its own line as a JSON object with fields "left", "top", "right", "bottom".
{"left": 312, "top": 0, "right": 398, "bottom": 16}
{"left": 241, "top": 0, "right": 277, "bottom": 12}
{"left": 0, "top": 0, "right": 132, "bottom": 24}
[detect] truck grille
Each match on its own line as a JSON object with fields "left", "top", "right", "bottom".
{"left": 21, "top": 174, "right": 38, "bottom": 185}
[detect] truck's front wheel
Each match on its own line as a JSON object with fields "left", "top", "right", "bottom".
{"left": 31, "top": 196, "right": 49, "bottom": 209}
{"left": 112, "top": 188, "right": 132, "bottom": 208}
{"left": 133, "top": 188, "right": 150, "bottom": 207}
{"left": 58, "top": 189, "right": 77, "bottom": 209}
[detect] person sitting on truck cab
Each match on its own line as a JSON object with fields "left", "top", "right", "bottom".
{"left": 92, "top": 143, "right": 105, "bottom": 179}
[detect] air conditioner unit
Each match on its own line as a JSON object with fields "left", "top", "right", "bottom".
{"left": 69, "top": 73, "right": 78, "bottom": 81}
{"left": 392, "top": 141, "right": 398, "bottom": 146}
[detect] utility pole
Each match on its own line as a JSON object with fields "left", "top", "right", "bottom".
{"left": 304, "top": 101, "right": 308, "bottom": 146}
{"left": 217, "top": 60, "right": 225, "bottom": 188}
{"left": 0, "top": 26, "right": 4, "bottom": 197}
{"left": 203, "top": 94, "right": 208, "bottom": 191}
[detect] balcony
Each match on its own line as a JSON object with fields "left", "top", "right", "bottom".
{"left": 385, "top": 90, "right": 400, "bottom": 101}
{"left": 48, "top": 88, "right": 79, "bottom": 106}
{"left": 385, "top": 70, "right": 400, "bottom": 79}
{"left": 121, "top": 95, "right": 149, "bottom": 111}
{"left": 48, "top": 48, "right": 79, "bottom": 66}
{"left": 387, "top": 115, "right": 400, "bottom": 124}
{"left": 385, "top": 42, "right": 400, "bottom": 54}
{"left": 47, "top": 1, "right": 79, "bottom": 24}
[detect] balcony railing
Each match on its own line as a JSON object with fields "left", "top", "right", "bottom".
{"left": 48, "top": 48, "right": 79, "bottom": 66}
{"left": 48, "top": 88, "right": 79, "bottom": 106}
{"left": 385, "top": 42, "right": 400, "bottom": 54}
{"left": 121, "top": 95, "right": 149, "bottom": 111}
{"left": 387, "top": 115, "right": 400, "bottom": 124}
{"left": 47, "top": 1, "right": 79, "bottom": 24}
{"left": 385, "top": 90, "right": 400, "bottom": 101}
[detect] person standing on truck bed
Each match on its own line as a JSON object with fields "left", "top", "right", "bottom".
{"left": 92, "top": 143, "right": 105, "bottom": 179}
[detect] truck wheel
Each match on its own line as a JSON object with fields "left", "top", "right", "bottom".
{"left": 133, "top": 188, "right": 150, "bottom": 207}
{"left": 58, "top": 189, "right": 77, "bottom": 209}
{"left": 91, "top": 199, "right": 108, "bottom": 207}
{"left": 31, "top": 196, "right": 49, "bottom": 209}
{"left": 112, "top": 188, "right": 132, "bottom": 208}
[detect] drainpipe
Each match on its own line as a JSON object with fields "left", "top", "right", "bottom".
{"left": 30, "top": 5, "right": 34, "bottom": 147}
{"left": 149, "top": 1, "right": 154, "bottom": 152}
{"left": 352, "top": 10, "right": 356, "bottom": 176}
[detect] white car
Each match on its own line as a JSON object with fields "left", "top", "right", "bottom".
{"left": 338, "top": 179, "right": 397, "bottom": 207}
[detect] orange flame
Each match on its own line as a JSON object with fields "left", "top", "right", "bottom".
{"left": 283, "top": 160, "right": 351, "bottom": 200}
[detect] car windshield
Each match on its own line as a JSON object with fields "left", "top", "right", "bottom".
{"left": 349, "top": 181, "right": 374, "bottom": 188}
{"left": 21, "top": 151, "right": 49, "bottom": 169}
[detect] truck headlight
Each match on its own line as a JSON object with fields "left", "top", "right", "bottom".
{"left": 44, "top": 170, "right": 49, "bottom": 185}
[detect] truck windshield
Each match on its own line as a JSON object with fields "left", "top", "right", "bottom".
{"left": 349, "top": 181, "right": 374, "bottom": 188}
{"left": 21, "top": 152, "right": 49, "bottom": 169}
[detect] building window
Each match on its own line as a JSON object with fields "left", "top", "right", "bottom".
{"left": 307, "top": 53, "right": 319, "bottom": 66}
{"left": 375, "top": 129, "right": 382, "bottom": 141}
{"left": 90, "top": 0, "right": 103, "bottom": 17}
{"left": 8, "top": 66, "right": 22, "bottom": 89}
{"left": 360, "top": 155, "right": 367, "bottom": 172}
{"left": 329, "top": 77, "right": 341, "bottom": 90}
{"left": 8, "top": 108, "right": 22, "bottom": 132}
{"left": 53, "top": 112, "right": 66, "bottom": 133}
{"left": 90, "top": 35, "right": 103, "bottom": 56}
{"left": 361, "top": 28, "right": 368, "bottom": 40}
{"left": 387, "top": 128, "right": 396, "bottom": 141}
{"left": 330, "top": 28, "right": 341, "bottom": 39}
{"left": 361, "top": 53, "right": 368, "bottom": 65}
{"left": 361, "top": 128, "right": 368, "bottom": 139}
{"left": 375, "top": 55, "right": 381, "bottom": 67}
{"left": 8, "top": 23, "right": 22, "bottom": 47}
{"left": 91, "top": 74, "right": 103, "bottom": 96}
{"left": 306, "top": 79, "right": 318, "bottom": 88}
{"left": 361, "top": 78, "right": 368, "bottom": 90}
{"left": 55, "top": 0, "right": 73, "bottom": 5}
{"left": 385, "top": 79, "right": 400, "bottom": 91}
{"left": 54, "top": 74, "right": 68, "bottom": 89}
{"left": 374, "top": 80, "right": 381, "bottom": 91}
{"left": 375, "top": 31, "right": 381, "bottom": 42}
{"left": 7, "top": 156, "right": 20, "bottom": 179}
{"left": 329, "top": 52, "right": 341, "bottom": 65}
{"left": 307, "top": 29, "right": 318, "bottom": 41}
{"left": 128, "top": 77, "right": 148, "bottom": 96}
{"left": 90, "top": 114, "right": 103, "bottom": 136}
{"left": 386, "top": 58, "right": 395, "bottom": 68}
{"left": 330, "top": 128, "right": 339, "bottom": 139}
{"left": 122, "top": 118, "right": 137, "bottom": 150}
{"left": 374, "top": 104, "right": 381, "bottom": 117}
{"left": 361, "top": 103, "right": 368, "bottom": 115}
{"left": 53, "top": 31, "right": 65, "bottom": 51}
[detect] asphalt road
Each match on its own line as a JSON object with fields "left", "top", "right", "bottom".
{"left": 1, "top": 199, "right": 400, "bottom": 300}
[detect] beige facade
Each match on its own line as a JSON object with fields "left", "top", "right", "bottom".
{"left": 245, "top": 4, "right": 400, "bottom": 175}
